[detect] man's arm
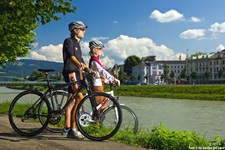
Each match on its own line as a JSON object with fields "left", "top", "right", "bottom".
{"left": 70, "top": 56, "right": 87, "bottom": 69}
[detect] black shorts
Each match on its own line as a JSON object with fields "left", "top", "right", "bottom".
{"left": 64, "top": 72, "right": 81, "bottom": 94}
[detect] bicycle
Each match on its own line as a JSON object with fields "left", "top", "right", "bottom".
{"left": 38, "top": 70, "right": 138, "bottom": 134}
{"left": 8, "top": 68, "right": 122, "bottom": 141}
{"left": 105, "top": 84, "right": 138, "bottom": 134}
{"left": 39, "top": 71, "right": 138, "bottom": 134}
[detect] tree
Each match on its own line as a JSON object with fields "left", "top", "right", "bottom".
{"left": 0, "top": 0, "right": 76, "bottom": 65}
{"left": 163, "top": 65, "right": 169, "bottom": 82}
{"left": 124, "top": 55, "right": 141, "bottom": 76}
{"left": 204, "top": 70, "right": 210, "bottom": 83}
{"left": 191, "top": 71, "right": 197, "bottom": 79}
{"left": 218, "top": 69, "right": 224, "bottom": 79}
{"left": 180, "top": 67, "right": 187, "bottom": 79}
{"left": 28, "top": 70, "right": 45, "bottom": 81}
{"left": 191, "top": 52, "right": 206, "bottom": 58}
{"left": 137, "top": 74, "right": 141, "bottom": 83}
{"left": 191, "top": 71, "right": 198, "bottom": 84}
{"left": 170, "top": 71, "right": 175, "bottom": 79}
{"left": 160, "top": 74, "right": 164, "bottom": 82}
{"left": 129, "top": 74, "right": 136, "bottom": 84}
{"left": 169, "top": 70, "right": 175, "bottom": 84}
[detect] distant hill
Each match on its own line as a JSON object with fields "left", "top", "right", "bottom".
{"left": 0, "top": 59, "right": 63, "bottom": 77}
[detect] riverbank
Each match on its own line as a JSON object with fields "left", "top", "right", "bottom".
{"left": 113, "top": 84, "right": 225, "bottom": 101}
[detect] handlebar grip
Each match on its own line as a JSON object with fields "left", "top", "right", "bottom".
{"left": 83, "top": 68, "right": 89, "bottom": 73}
{"left": 109, "top": 81, "right": 118, "bottom": 90}
{"left": 82, "top": 68, "right": 95, "bottom": 76}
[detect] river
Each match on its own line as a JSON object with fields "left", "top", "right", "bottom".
{"left": 0, "top": 86, "right": 225, "bottom": 140}
{"left": 118, "top": 96, "right": 225, "bottom": 140}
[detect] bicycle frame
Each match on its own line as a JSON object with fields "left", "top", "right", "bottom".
{"left": 46, "top": 72, "right": 99, "bottom": 117}
{"left": 104, "top": 86, "right": 121, "bottom": 124}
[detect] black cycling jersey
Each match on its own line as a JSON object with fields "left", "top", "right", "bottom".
{"left": 62, "top": 37, "right": 85, "bottom": 76}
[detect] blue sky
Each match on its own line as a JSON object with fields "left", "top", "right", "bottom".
{"left": 28, "top": 0, "right": 225, "bottom": 68}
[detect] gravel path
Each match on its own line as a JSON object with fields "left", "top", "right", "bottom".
{"left": 0, "top": 114, "right": 146, "bottom": 150}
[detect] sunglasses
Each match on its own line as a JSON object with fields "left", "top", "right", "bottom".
{"left": 96, "top": 47, "right": 103, "bottom": 50}
{"left": 79, "top": 28, "right": 85, "bottom": 31}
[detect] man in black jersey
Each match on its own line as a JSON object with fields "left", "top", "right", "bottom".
{"left": 62, "top": 21, "right": 87, "bottom": 139}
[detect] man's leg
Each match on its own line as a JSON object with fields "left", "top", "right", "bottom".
{"left": 70, "top": 92, "right": 83, "bottom": 129}
{"left": 64, "top": 93, "right": 75, "bottom": 128}
{"left": 66, "top": 72, "right": 84, "bottom": 139}
{"left": 67, "top": 92, "right": 84, "bottom": 139}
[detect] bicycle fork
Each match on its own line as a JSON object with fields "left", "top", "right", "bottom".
{"left": 95, "top": 98, "right": 120, "bottom": 125}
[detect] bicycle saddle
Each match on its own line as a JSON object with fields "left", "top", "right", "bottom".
{"left": 38, "top": 69, "right": 55, "bottom": 73}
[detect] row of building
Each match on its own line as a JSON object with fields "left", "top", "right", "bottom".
{"left": 112, "top": 49, "right": 225, "bottom": 85}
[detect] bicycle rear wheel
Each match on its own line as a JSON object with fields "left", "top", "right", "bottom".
{"left": 76, "top": 92, "right": 122, "bottom": 141}
{"left": 8, "top": 90, "right": 51, "bottom": 136}
{"left": 41, "top": 90, "right": 68, "bottom": 133}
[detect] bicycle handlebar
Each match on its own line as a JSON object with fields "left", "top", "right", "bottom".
{"left": 83, "top": 68, "right": 119, "bottom": 91}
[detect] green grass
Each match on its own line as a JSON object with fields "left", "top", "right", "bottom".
{"left": 111, "top": 124, "right": 225, "bottom": 150}
{"left": 2, "top": 101, "right": 225, "bottom": 150}
{"left": 113, "top": 84, "right": 225, "bottom": 101}
{"left": 0, "top": 101, "right": 10, "bottom": 114}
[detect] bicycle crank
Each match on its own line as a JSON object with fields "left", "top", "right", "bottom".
{"left": 78, "top": 112, "right": 93, "bottom": 127}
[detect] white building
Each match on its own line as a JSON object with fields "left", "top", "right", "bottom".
{"left": 157, "top": 60, "right": 186, "bottom": 79}
{"left": 186, "top": 50, "right": 225, "bottom": 84}
{"left": 132, "top": 62, "right": 164, "bottom": 84}
{"left": 119, "top": 50, "right": 225, "bottom": 85}
{"left": 132, "top": 59, "right": 185, "bottom": 84}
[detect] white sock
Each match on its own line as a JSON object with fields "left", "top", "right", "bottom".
{"left": 72, "top": 128, "right": 77, "bottom": 132}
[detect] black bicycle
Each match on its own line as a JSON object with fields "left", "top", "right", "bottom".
{"left": 37, "top": 70, "right": 138, "bottom": 134}
{"left": 8, "top": 69, "right": 122, "bottom": 141}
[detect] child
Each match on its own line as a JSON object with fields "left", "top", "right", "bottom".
{"left": 88, "top": 40, "right": 120, "bottom": 111}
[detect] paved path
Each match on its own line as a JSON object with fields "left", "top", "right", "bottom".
{"left": 0, "top": 114, "right": 146, "bottom": 150}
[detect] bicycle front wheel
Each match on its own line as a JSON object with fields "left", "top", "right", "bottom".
{"left": 107, "top": 105, "right": 138, "bottom": 134}
{"left": 8, "top": 90, "right": 51, "bottom": 136}
{"left": 76, "top": 92, "right": 122, "bottom": 141}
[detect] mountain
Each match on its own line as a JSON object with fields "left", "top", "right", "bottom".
{"left": 0, "top": 59, "right": 63, "bottom": 77}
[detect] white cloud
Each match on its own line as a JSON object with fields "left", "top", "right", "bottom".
{"left": 208, "top": 22, "right": 225, "bottom": 33}
{"left": 208, "top": 22, "right": 225, "bottom": 38}
{"left": 27, "top": 44, "right": 63, "bottom": 62}
{"left": 179, "top": 29, "right": 205, "bottom": 39}
{"left": 101, "top": 35, "right": 184, "bottom": 68}
{"left": 91, "top": 37, "right": 109, "bottom": 41}
{"left": 100, "top": 56, "right": 115, "bottom": 69}
{"left": 175, "top": 53, "right": 186, "bottom": 60}
{"left": 27, "top": 35, "right": 186, "bottom": 69}
{"left": 190, "top": 17, "right": 202, "bottom": 22}
{"left": 150, "top": 9, "right": 184, "bottom": 23}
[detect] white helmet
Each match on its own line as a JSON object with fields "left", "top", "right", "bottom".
{"left": 68, "top": 21, "right": 87, "bottom": 31}
{"left": 89, "top": 40, "right": 105, "bottom": 49}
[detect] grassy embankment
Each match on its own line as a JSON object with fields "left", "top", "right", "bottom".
{"left": 1, "top": 84, "right": 225, "bottom": 149}
{"left": 112, "top": 84, "right": 225, "bottom": 101}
